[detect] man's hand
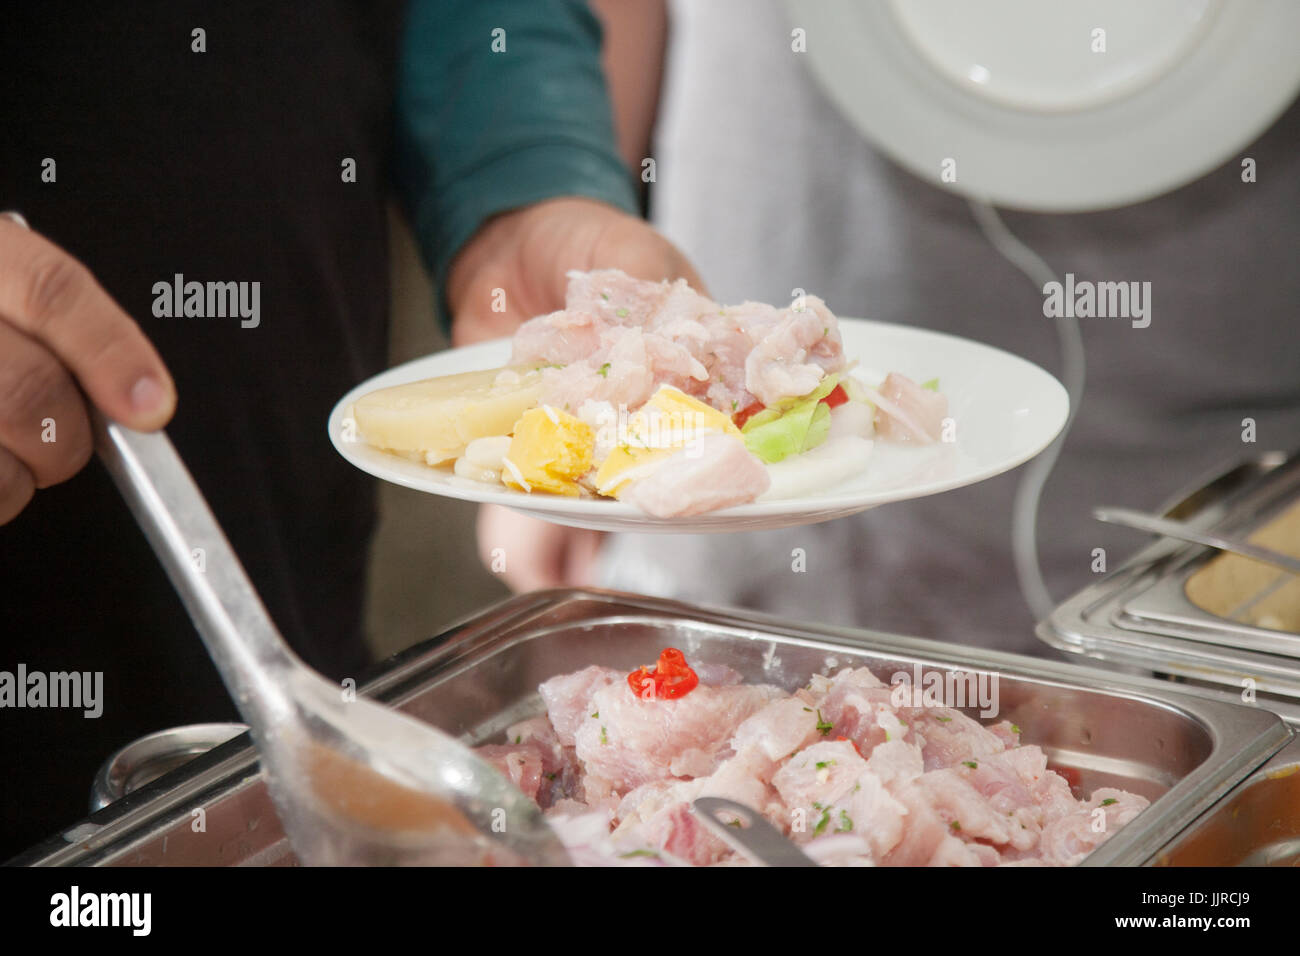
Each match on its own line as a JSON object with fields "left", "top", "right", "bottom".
{"left": 477, "top": 504, "right": 605, "bottom": 593}
{"left": 444, "top": 196, "right": 704, "bottom": 346}
{"left": 447, "top": 196, "right": 703, "bottom": 590}
{"left": 0, "top": 217, "right": 176, "bottom": 523}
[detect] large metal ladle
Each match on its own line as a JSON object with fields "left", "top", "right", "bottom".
{"left": 95, "top": 415, "right": 570, "bottom": 865}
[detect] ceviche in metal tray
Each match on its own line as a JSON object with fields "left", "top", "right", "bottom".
{"left": 475, "top": 648, "right": 1150, "bottom": 867}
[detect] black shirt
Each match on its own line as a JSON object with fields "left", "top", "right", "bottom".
{"left": 0, "top": 2, "right": 402, "bottom": 858}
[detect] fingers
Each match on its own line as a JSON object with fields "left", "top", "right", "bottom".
{"left": 589, "top": 208, "right": 710, "bottom": 296}
{"left": 665, "top": 247, "right": 708, "bottom": 297}
{"left": 562, "top": 525, "right": 605, "bottom": 587}
{"left": 477, "top": 504, "right": 606, "bottom": 592}
{"left": 450, "top": 305, "right": 526, "bottom": 349}
{"left": 0, "top": 219, "right": 175, "bottom": 430}
{"left": 0, "top": 322, "right": 93, "bottom": 488}
{"left": 477, "top": 505, "right": 559, "bottom": 592}
{"left": 0, "top": 445, "right": 36, "bottom": 524}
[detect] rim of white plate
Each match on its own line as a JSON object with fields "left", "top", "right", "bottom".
{"left": 328, "top": 319, "right": 1069, "bottom": 528}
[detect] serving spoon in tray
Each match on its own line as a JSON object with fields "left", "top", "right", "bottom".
{"left": 94, "top": 413, "right": 571, "bottom": 866}
{"left": 1094, "top": 506, "right": 1300, "bottom": 577}
{"left": 692, "top": 797, "right": 818, "bottom": 866}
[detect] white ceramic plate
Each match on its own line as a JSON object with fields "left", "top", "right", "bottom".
{"left": 328, "top": 319, "right": 1068, "bottom": 533}
{"left": 785, "top": 0, "right": 1300, "bottom": 211}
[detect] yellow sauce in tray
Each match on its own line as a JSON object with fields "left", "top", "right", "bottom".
{"left": 1184, "top": 500, "right": 1300, "bottom": 633}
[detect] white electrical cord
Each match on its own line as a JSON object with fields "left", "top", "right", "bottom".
{"left": 967, "top": 199, "right": 1086, "bottom": 622}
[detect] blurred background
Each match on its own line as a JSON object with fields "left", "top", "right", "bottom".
{"left": 364, "top": 208, "right": 508, "bottom": 660}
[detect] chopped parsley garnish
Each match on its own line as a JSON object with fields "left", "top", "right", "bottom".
{"left": 601, "top": 292, "right": 610, "bottom": 301}
{"left": 815, "top": 709, "right": 833, "bottom": 735}
{"left": 823, "top": 327, "right": 828, "bottom": 336}
{"left": 949, "top": 821, "right": 962, "bottom": 832}
{"left": 838, "top": 810, "right": 853, "bottom": 832}
{"left": 815, "top": 760, "right": 834, "bottom": 770}
{"left": 514, "top": 735, "right": 522, "bottom": 744}
{"left": 936, "top": 716, "right": 953, "bottom": 722}
{"left": 591, "top": 711, "right": 599, "bottom": 718}
{"left": 615, "top": 307, "right": 629, "bottom": 318}
{"left": 1011, "top": 724, "right": 1021, "bottom": 735}
{"left": 545, "top": 772, "right": 556, "bottom": 781}
{"left": 731, "top": 400, "right": 738, "bottom": 411}
{"left": 814, "top": 810, "right": 831, "bottom": 836}
{"left": 802, "top": 707, "right": 812, "bottom": 713}
{"left": 1100, "top": 798, "right": 1118, "bottom": 806}
{"left": 618, "top": 849, "right": 658, "bottom": 859}
{"left": 812, "top": 801, "right": 826, "bottom": 811}
{"left": 725, "top": 819, "right": 744, "bottom": 829}
{"left": 597, "top": 362, "right": 610, "bottom": 378}
{"left": 962, "top": 760, "right": 978, "bottom": 769}
{"left": 600, "top": 726, "right": 608, "bottom": 745}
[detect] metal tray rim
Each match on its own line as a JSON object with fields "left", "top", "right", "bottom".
{"left": 13, "top": 588, "right": 1293, "bottom": 868}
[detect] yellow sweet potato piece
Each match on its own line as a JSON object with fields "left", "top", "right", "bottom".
{"left": 502, "top": 406, "right": 595, "bottom": 497}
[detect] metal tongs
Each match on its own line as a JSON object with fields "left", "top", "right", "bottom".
{"left": 94, "top": 415, "right": 570, "bottom": 865}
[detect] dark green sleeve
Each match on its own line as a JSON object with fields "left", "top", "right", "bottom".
{"left": 395, "top": 0, "right": 639, "bottom": 330}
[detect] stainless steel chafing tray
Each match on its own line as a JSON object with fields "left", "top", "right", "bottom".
{"left": 11, "top": 589, "right": 1290, "bottom": 867}
{"left": 1042, "top": 449, "right": 1300, "bottom": 722}
{"left": 1153, "top": 735, "right": 1300, "bottom": 866}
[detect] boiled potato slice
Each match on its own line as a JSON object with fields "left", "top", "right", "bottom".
{"left": 353, "top": 366, "right": 544, "bottom": 465}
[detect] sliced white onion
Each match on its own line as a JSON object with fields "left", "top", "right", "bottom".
{"left": 463, "top": 435, "right": 512, "bottom": 469}
{"left": 453, "top": 456, "right": 500, "bottom": 484}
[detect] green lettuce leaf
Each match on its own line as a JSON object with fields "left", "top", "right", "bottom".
{"left": 741, "top": 375, "right": 839, "bottom": 463}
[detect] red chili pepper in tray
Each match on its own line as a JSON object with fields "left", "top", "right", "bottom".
{"left": 627, "top": 648, "right": 700, "bottom": 700}
{"left": 836, "top": 735, "right": 863, "bottom": 757}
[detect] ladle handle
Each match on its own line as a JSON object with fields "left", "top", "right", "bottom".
{"left": 93, "top": 411, "right": 298, "bottom": 730}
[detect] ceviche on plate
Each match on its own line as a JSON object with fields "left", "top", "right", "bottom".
{"left": 329, "top": 269, "right": 1068, "bottom": 533}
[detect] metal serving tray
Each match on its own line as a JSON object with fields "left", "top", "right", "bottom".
{"left": 1115, "top": 455, "right": 1300, "bottom": 657}
{"left": 12, "top": 589, "right": 1290, "bottom": 867}
{"left": 1041, "top": 450, "right": 1300, "bottom": 719}
{"left": 1153, "top": 735, "right": 1300, "bottom": 866}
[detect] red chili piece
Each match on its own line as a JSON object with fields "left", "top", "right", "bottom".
{"left": 627, "top": 647, "right": 700, "bottom": 700}
{"left": 835, "top": 735, "right": 863, "bottom": 757}
{"left": 733, "top": 401, "right": 765, "bottom": 429}
{"left": 821, "top": 384, "right": 849, "bottom": 408}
